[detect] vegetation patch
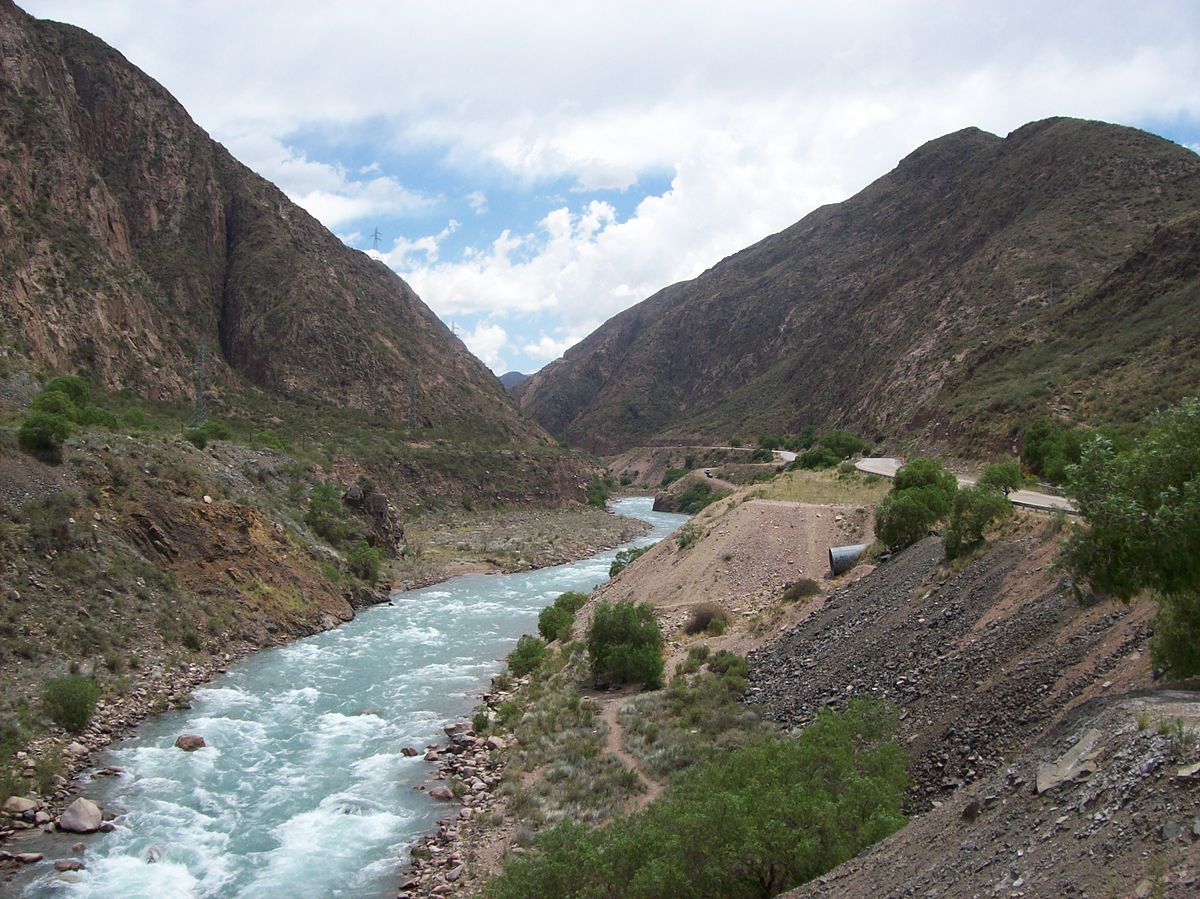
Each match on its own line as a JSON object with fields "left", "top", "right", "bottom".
{"left": 42, "top": 675, "right": 101, "bottom": 733}
{"left": 609, "top": 545, "right": 651, "bottom": 577}
{"left": 587, "top": 601, "right": 664, "bottom": 689}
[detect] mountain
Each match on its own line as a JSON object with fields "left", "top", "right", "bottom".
{"left": 499, "top": 371, "right": 529, "bottom": 389}
{"left": 518, "top": 118, "right": 1200, "bottom": 454}
{"left": 0, "top": 0, "right": 540, "bottom": 443}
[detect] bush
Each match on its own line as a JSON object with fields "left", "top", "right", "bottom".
{"left": 1064, "top": 396, "right": 1200, "bottom": 676}
{"left": 508, "top": 635, "right": 548, "bottom": 676}
{"left": 706, "top": 649, "right": 748, "bottom": 678}
{"left": 42, "top": 675, "right": 101, "bottom": 733}
{"left": 29, "top": 389, "right": 82, "bottom": 421}
{"left": 538, "top": 605, "right": 574, "bottom": 643}
{"left": 43, "top": 376, "right": 91, "bottom": 406}
{"left": 486, "top": 699, "right": 906, "bottom": 899}
{"left": 660, "top": 468, "right": 688, "bottom": 487}
{"left": 875, "top": 490, "right": 937, "bottom": 551}
{"left": 892, "top": 457, "right": 958, "bottom": 500}
{"left": 585, "top": 475, "right": 616, "bottom": 508}
{"left": 820, "top": 429, "right": 866, "bottom": 460}
{"left": 676, "top": 523, "right": 701, "bottom": 550}
{"left": 943, "top": 486, "right": 1012, "bottom": 559}
{"left": 183, "top": 419, "right": 233, "bottom": 449}
{"left": 554, "top": 591, "right": 588, "bottom": 614}
{"left": 782, "top": 578, "right": 821, "bottom": 602}
{"left": 346, "top": 540, "right": 382, "bottom": 584}
{"left": 18, "top": 411, "right": 72, "bottom": 463}
{"left": 587, "top": 601, "right": 663, "bottom": 689}
{"left": 1021, "top": 420, "right": 1093, "bottom": 484}
{"left": 977, "top": 460, "right": 1022, "bottom": 494}
{"left": 674, "top": 482, "right": 725, "bottom": 514}
{"left": 684, "top": 602, "right": 728, "bottom": 636}
{"left": 796, "top": 446, "right": 839, "bottom": 470}
{"left": 610, "top": 546, "right": 651, "bottom": 577}
{"left": 306, "top": 483, "right": 360, "bottom": 547}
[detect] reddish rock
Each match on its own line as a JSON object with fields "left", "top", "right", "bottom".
{"left": 174, "top": 734, "right": 206, "bottom": 751}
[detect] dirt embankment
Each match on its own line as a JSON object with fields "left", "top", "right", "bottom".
{"left": 604, "top": 445, "right": 758, "bottom": 487}
{"left": 585, "top": 497, "right": 872, "bottom": 637}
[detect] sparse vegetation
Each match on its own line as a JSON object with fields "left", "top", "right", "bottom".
{"left": 609, "top": 545, "right": 651, "bottom": 577}
{"left": 782, "top": 577, "right": 822, "bottom": 602}
{"left": 487, "top": 699, "right": 906, "bottom": 899}
{"left": 684, "top": 601, "right": 728, "bottom": 636}
{"left": 675, "top": 522, "right": 701, "bottom": 550}
{"left": 585, "top": 475, "right": 617, "bottom": 508}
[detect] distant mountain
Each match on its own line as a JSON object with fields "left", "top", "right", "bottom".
{"left": 499, "top": 371, "right": 529, "bottom": 389}
{"left": 0, "top": 0, "right": 542, "bottom": 443}
{"left": 518, "top": 118, "right": 1200, "bottom": 454}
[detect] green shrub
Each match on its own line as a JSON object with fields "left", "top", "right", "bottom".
{"left": 29, "top": 389, "right": 82, "bottom": 421}
{"left": 1064, "top": 396, "right": 1200, "bottom": 676}
{"left": 76, "top": 406, "right": 120, "bottom": 429}
{"left": 875, "top": 491, "right": 936, "bottom": 551}
{"left": 673, "top": 482, "right": 726, "bottom": 514}
{"left": 43, "top": 375, "right": 91, "bottom": 406}
{"left": 554, "top": 592, "right": 588, "bottom": 614}
{"left": 796, "top": 446, "right": 839, "bottom": 469}
{"left": 1021, "top": 420, "right": 1093, "bottom": 484}
{"left": 610, "top": 546, "right": 651, "bottom": 577}
{"left": 706, "top": 649, "right": 748, "bottom": 679}
{"left": 977, "top": 460, "right": 1022, "bottom": 494}
{"left": 758, "top": 435, "right": 782, "bottom": 451}
{"left": 892, "top": 457, "right": 958, "bottom": 500}
{"left": 509, "top": 634, "right": 548, "bottom": 676}
{"left": 486, "top": 699, "right": 906, "bottom": 899}
{"left": 585, "top": 475, "right": 616, "bottom": 508}
{"left": 346, "top": 540, "right": 382, "bottom": 584}
{"left": 943, "top": 486, "right": 1012, "bottom": 559}
{"left": 305, "top": 483, "right": 360, "bottom": 547}
{"left": 676, "top": 523, "right": 701, "bottom": 550}
{"left": 473, "top": 710, "right": 491, "bottom": 734}
{"left": 820, "top": 429, "right": 866, "bottom": 459}
{"left": 538, "top": 605, "right": 574, "bottom": 643}
{"left": 684, "top": 602, "right": 727, "bottom": 636}
{"left": 183, "top": 419, "right": 233, "bottom": 449}
{"left": 660, "top": 468, "right": 688, "bottom": 487}
{"left": 42, "top": 675, "right": 101, "bottom": 733}
{"left": 587, "top": 601, "right": 663, "bottom": 689}
{"left": 18, "top": 411, "right": 72, "bottom": 463}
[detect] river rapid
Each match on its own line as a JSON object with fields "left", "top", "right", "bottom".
{"left": 24, "top": 497, "right": 687, "bottom": 898}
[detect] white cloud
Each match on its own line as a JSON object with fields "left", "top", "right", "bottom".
{"left": 522, "top": 331, "right": 592, "bottom": 362}
{"left": 459, "top": 321, "right": 508, "bottom": 372}
{"left": 466, "top": 190, "right": 488, "bottom": 215}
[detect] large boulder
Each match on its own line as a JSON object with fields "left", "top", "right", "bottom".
{"left": 57, "top": 797, "right": 102, "bottom": 834}
{"left": 174, "top": 734, "right": 206, "bottom": 751}
{"left": 3, "top": 796, "right": 40, "bottom": 815}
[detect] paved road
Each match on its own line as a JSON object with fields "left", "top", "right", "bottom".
{"left": 855, "top": 457, "right": 1078, "bottom": 514}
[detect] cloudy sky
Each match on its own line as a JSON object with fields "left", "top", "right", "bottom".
{"left": 24, "top": 1, "right": 1200, "bottom": 375}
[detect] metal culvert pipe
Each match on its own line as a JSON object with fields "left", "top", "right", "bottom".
{"left": 829, "top": 543, "right": 869, "bottom": 576}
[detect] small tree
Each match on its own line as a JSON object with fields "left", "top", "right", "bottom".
{"left": 943, "top": 486, "right": 1012, "bottom": 559}
{"left": 587, "top": 601, "right": 664, "bottom": 689}
{"left": 1064, "top": 396, "right": 1200, "bottom": 676}
{"left": 875, "top": 491, "right": 937, "bottom": 551}
{"left": 820, "top": 429, "right": 866, "bottom": 460}
{"left": 538, "top": 605, "right": 574, "bottom": 642}
{"left": 346, "top": 540, "right": 382, "bottom": 585}
{"left": 508, "top": 634, "right": 548, "bottom": 676}
{"left": 42, "top": 675, "right": 101, "bottom": 733}
{"left": 977, "top": 460, "right": 1022, "bottom": 494}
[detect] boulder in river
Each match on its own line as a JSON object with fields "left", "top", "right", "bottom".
{"left": 174, "top": 734, "right": 207, "bottom": 751}
{"left": 58, "top": 798, "right": 102, "bottom": 834}
{"left": 400, "top": 746, "right": 420, "bottom": 757}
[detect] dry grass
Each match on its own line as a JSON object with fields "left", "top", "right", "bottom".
{"left": 757, "top": 468, "right": 892, "bottom": 506}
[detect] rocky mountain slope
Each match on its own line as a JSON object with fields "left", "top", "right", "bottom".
{"left": 519, "top": 118, "right": 1200, "bottom": 453}
{"left": 0, "top": 0, "right": 538, "bottom": 442}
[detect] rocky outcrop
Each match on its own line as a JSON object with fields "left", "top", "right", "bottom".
{"left": 342, "top": 478, "right": 404, "bottom": 557}
{"left": 519, "top": 119, "right": 1200, "bottom": 453}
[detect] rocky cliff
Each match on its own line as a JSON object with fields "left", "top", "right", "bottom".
{"left": 0, "top": 0, "right": 539, "bottom": 443}
{"left": 518, "top": 118, "right": 1200, "bottom": 453}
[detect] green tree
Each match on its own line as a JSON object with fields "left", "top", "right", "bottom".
{"left": 346, "top": 540, "right": 381, "bottom": 585}
{"left": 977, "top": 460, "right": 1022, "bottom": 495}
{"left": 610, "top": 546, "right": 651, "bottom": 577}
{"left": 42, "top": 375, "right": 91, "bottom": 406}
{"left": 587, "top": 601, "right": 664, "bottom": 689}
{"left": 508, "top": 634, "right": 548, "bottom": 676}
{"left": 538, "top": 605, "right": 574, "bottom": 642}
{"left": 875, "top": 491, "right": 936, "bottom": 551}
{"left": 892, "top": 457, "right": 958, "bottom": 502}
{"left": 1064, "top": 397, "right": 1200, "bottom": 675}
{"left": 943, "top": 486, "right": 1012, "bottom": 559}
{"left": 796, "top": 446, "right": 839, "bottom": 470}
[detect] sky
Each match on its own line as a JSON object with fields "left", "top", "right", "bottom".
{"left": 23, "top": 1, "right": 1200, "bottom": 375}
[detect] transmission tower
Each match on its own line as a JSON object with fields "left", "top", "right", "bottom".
{"left": 371, "top": 227, "right": 383, "bottom": 251}
{"left": 191, "top": 343, "right": 208, "bottom": 427}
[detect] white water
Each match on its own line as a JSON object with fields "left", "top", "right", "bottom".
{"left": 23, "top": 497, "right": 686, "bottom": 898}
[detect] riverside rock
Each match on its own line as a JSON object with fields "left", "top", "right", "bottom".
{"left": 175, "top": 734, "right": 207, "bottom": 751}
{"left": 428, "top": 786, "right": 455, "bottom": 801}
{"left": 57, "top": 798, "right": 102, "bottom": 834}
{"left": 4, "top": 796, "right": 39, "bottom": 815}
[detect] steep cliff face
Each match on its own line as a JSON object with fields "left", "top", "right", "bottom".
{"left": 519, "top": 119, "right": 1200, "bottom": 453}
{"left": 0, "top": 1, "right": 539, "bottom": 442}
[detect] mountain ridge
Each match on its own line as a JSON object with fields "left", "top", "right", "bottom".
{"left": 519, "top": 117, "right": 1200, "bottom": 453}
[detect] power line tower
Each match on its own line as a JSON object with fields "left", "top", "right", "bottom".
{"left": 371, "top": 227, "right": 383, "bottom": 252}
{"left": 191, "top": 343, "right": 208, "bottom": 427}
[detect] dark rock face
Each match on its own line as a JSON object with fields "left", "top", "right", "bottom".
{"left": 0, "top": 0, "right": 541, "bottom": 443}
{"left": 342, "top": 478, "right": 404, "bottom": 557}
{"left": 519, "top": 119, "right": 1200, "bottom": 453}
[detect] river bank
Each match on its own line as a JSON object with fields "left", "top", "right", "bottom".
{"left": 0, "top": 501, "right": 654, "bottom": 893}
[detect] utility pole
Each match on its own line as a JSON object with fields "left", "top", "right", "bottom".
{"left": 191, "top": 343, "right": 208, "bottom": 427}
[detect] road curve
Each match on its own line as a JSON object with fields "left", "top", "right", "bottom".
{"left": 855, "top": 457, "right": 1078, "bottom": 515}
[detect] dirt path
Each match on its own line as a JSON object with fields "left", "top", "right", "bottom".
{"left": 596, "top": 691, "right": 663, "bottom": 810}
